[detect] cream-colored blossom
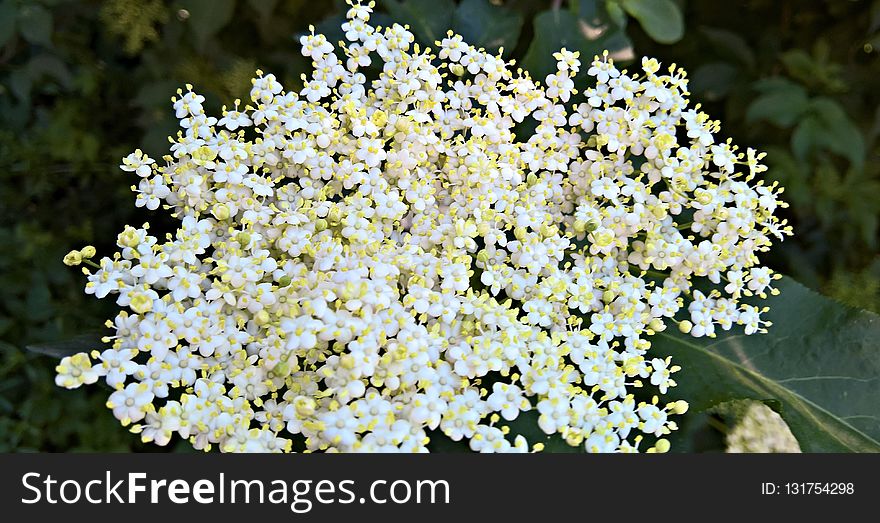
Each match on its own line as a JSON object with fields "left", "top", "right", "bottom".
{"left": 58, "top": 0, "right": 789, "bottom": 453}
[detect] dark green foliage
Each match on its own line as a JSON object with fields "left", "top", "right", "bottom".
{"left": 1, "top": 0, "right": 877, "bottom": 451}
{"left": 653, "top": 278, "right": 880, "bottom": 453}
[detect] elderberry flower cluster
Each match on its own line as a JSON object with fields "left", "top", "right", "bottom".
{"left": 57, "top": 0, "right": 790, "bottom": 453}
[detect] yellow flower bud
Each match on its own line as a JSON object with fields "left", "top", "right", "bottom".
{"left": 371, "top": 109, "right": 388, "bottom": 127}
{"left": 192, "top": 145, "right": 218, "bottom": 165}
{"left": 593, "top": 229, "right": 614, "bottom": 247}
{"left": 649, "top": 318, "right": 665, "bottom": 332}
{"left": 129, "top": 293, "right": 153, "bottom": 315}
{"left": 273, "top": 361, "right": 290, "bottom": 378}
{"left": 117, "top": 226, "right": 141, "bottom": 248}
{"left": 63, "top": 250, "right": 83, "bottom": 266}
{"left": 235, "top": 232, "right": 251, "bottom": 246}
{"left": 294, "top": 396, "right": 316, "bottom": 417}
{"left": 211, "top": 203, "right": 230, "bottom": 221}
{"left": 327, "top": 206, "right": 342, "bottom": 224}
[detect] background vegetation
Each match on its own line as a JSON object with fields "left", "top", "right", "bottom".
{"left": 1, "top": 0, "right": 877, "bottom": 451}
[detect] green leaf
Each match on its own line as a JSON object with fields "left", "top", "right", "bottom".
{"left": 780, "top": 49, "right": 815, "bottom": 84}
{"left": 452, "top": 0, "right": 523, "bottom": 55}
{"left": 620, "top": 0, "right": 684, "bottom": 44}
{"left": 602, "top": 0, "right": 628, "bottom": 29}
{"left": 665, "top": 410, "right": 728, "bottom": 453}
{"left": 522, "top": 9, "right": 585, "bottom": 81}
{"left": 17, "top": 4, "right": 53, "bottom": 46}
{"left": 809, "top": 97, "right": 865, "bottom": 168}
{"left": 787, "top": 99, "right": 865, "bottom": 168}
{"left": 576, "top": 0, "right": 626, "bottom": 30}
{"left": 790, "top": 115, "right": 823, "bottom": 161}
{"left": 522, "top": 7, "right": 632, "bottom": 81}
{"left": 382, "top": 0, "right": 455, "bottom": 44}
{"left": 689, "top": 62, "right": 738, "bottom": 101}
{"left": 762, "top": 146, "right": 811, "bottom": 208}
{"left": 745, "top": 77, "right": 809, "bottom": 128}
{"left": 180, "top": 0, "right": 236, "bottom": 49}
{"left": 653, "top": 277, "right": 880, "bottom": 452}
{"left": 699, "top": 26, "right": 755, "bottom": 70}
{"left": 24, "top": 53, "right": 74, "bottom": 88}
{"left": 0, "top": 0, "right": 16, "bottom": 48}
{"left": 26, "top": 332, "right": 105, "bottom": 359}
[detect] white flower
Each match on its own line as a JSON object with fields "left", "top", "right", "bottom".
{"left": 590, "top": 177, "right": 621, "bottom": 200}
{"left": 96, "top": 348, "right": 138, "bottom": 389}
{"left": 355, "top": 137, "right": 387, "bottom": 167}
{"left": 120, "top": 149, "right": 155, "bottom": 177}
{"left": 710, "top": 143, "right": 736, "bottom": 173}
{"left": 649, "top": 357, "right": 678, "bottom": 394}
{"left": 106, "top": 382, "right": 154, "bottom": 424}
{"left": 57, "top": 0, "right": 790, "bottom": 453}
{"left": 55, "top": 353, "right": 102, "bottom": 389}
{"left": 487, "top": 382, "right": 530, "bottom": 421}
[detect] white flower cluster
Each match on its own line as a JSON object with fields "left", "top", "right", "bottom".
{"left": 57, "top": 0, "right": 790, "bottom": 453}
{"left": 725, "top": 401, "right": 800, "bottom": 453}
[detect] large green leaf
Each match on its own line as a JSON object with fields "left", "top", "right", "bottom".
{"left": 791, "top": 115, "right": 824, "bottom": 161}
{"left": 789, "top": 99, "right": 865, "bottom": 169}
{"left": 699, "top": 26, "right": 756, "bottom": 70}
{"left": 452, "top": 0, "right": 523, "bottom": 55}
{"left": 26, "top": 332, "right": 104, "bottom": 359}
{"left": 17, "top": 3, "right": 52, "bottom": 47}
{"left": 746, "top": 77, "right": 809, "bottom": 128}
{"left": 653, "top": 277, "right": 880, "bottom": 452}
{"left": 180, "top": 0, "right": 236, "bottom": 50}
{"left": 381, "top": 0, "right": 455, "bottom": 44}
{"left": 620, "top": 0, "right": 684, "bottom": 44}
{"left": 808, "top": 97, "right": 865, "bottom": 169}
{"left": 522, "top": 4, "right": 632, "bottom": 81}
{"left": 689, "top": 62, "right": 739, "bottom": 101}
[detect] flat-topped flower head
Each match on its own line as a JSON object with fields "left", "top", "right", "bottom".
{"left": 58, "top": 0, "right": 790, "bottom": 453}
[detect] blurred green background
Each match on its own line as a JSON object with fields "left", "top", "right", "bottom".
{"left": 0, "top": 0, "right": 877, "bottom": 451}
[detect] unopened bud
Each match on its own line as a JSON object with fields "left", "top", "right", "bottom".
{"left": 63, "top": 250, "right": 83, "bottom": 266}
{"left": 678, "top": 320, "right": 693, "bottom": 334}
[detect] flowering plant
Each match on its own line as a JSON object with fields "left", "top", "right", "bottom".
{"left": 56, "top": 0, "right": 790, "bottom": 453}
